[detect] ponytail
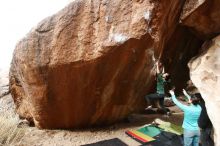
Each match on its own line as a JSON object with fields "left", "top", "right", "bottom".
{"left": 191, "top": 93, "right": 201, "bottom": 105}
{"left": 191, "top": 97, "right": 200, "bottom": 105}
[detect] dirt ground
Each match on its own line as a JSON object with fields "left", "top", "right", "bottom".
{"left": 0, "top": 93, "right": 183, "bottom": 146}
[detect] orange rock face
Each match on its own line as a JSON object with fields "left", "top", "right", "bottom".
{"left": 180, "top": 0, "right": 220, "bottom": 39}
{"left": 10, "top": 0, "right": 202, "bottom": 129}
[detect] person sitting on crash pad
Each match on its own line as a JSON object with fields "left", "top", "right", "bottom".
{"left": 145, "top": 61, "right": 170, "bottom": 114}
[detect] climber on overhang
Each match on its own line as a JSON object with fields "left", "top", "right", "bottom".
{"left": 144, "top": 60, "right": 170, "bottom": 115}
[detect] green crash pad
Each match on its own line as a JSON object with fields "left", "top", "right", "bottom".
{"left": 137, "top": 125, "right": 161, "bottom": 137}
{"left": 158, "top": 122, "right": 183, "bottom": 135}
{"left": 126, "top": 119, "right": 183, "bottom": 144}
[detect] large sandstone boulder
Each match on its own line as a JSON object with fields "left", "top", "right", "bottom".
{"left": 189, "top": 35, "right": 220, "bottom": 145}
{"left": 180, "top": 0, "right": 220, "bottom": 39}
{"left": 10, "top": 0, "right": 203, "bottom": 129}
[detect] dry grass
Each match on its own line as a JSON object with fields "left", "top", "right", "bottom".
{"left": 0, "top": 113, "right": 26, "bottom": 146}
